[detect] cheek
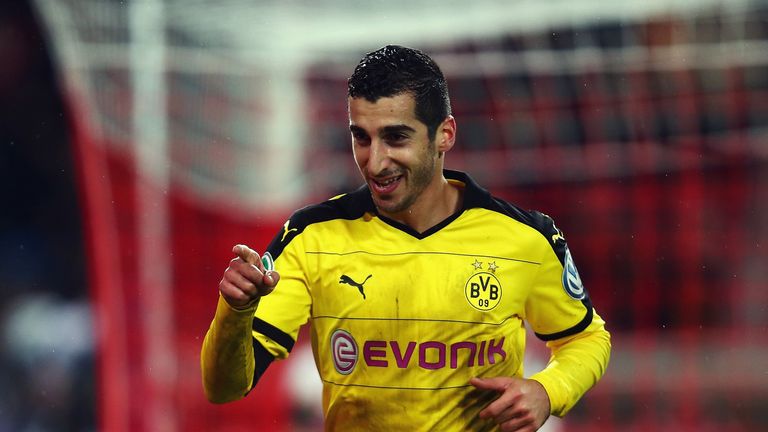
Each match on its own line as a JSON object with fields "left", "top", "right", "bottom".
{"left": 352, "top": 146, "right": 368, "bottom": 169}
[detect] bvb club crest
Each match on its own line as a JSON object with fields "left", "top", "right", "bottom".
{"left": 465, "top": 259, "right": 502, "bottom": 311}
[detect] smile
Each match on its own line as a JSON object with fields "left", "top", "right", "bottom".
{"left": 371, "top": 175, "right": 403, "bottom": 194}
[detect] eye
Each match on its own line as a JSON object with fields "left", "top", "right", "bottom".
{"left": 384, "top": 132, "right": 408, "bottom": 144}
{"left": 351, "top": 130, "right": 370, "bottom": 146}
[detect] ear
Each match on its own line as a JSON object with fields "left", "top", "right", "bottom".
{"left": 436, "top": 115, "right": 457, "bottom": 154}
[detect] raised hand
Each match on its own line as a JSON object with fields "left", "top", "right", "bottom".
{"left": 218, "top": 244, "right": 280, "bottom": 309}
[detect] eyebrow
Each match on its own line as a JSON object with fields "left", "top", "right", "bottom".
{"left": 349, "top": 124, "right": 416, "bottom": 136}
{"left": 381, "top": 124, "right": 416, "bottom": 136}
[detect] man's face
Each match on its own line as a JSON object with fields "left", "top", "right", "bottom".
{"left": 348, "top": 93, "right": 441, "bottom": 217}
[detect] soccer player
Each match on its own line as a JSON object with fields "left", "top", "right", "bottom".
{"left": 201, "top": 45, "right": 611, "bottom": 431}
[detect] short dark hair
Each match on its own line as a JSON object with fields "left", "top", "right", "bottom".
{"left": 348, "top": 45, "right": 452, "bottom": 139}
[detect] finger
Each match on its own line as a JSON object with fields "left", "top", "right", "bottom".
{"left": 232, "top": 244, "right": 264, "bottom": 270}
{"left": 470, "top": 376, "right": 510, "bottom": 392}
{"left": 499, "top": 414, "right": 535, "bottom": 432}
{"left": 219, "top": 279, "right": 253, "bottom": 306}
{"left": 254, "top": 270, "right": 280, "bottom": 297}
{"left": 226, "top": 262, "right": 264, "bottom": 287}
{"left": 496, "top": 404, "right": 523, "bottom": 423}
{"left": 495, "top": 405, "right": 529, "bottom": 428}
{"left": 223, "top": 269, "right": 258, "bottom": 297}
{"left": 263, "top": 270, "right": 280, "bottom": 288}
{"left": 479, "top": 390, "right": 521, "bottom": 420}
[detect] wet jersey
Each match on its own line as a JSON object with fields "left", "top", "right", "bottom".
{"left": 205, "top": 170, "right": 610, "bottom": 431}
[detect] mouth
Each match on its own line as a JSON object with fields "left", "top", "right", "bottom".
{"left": 369, "top": 175, "right": 403, "bottom": 195}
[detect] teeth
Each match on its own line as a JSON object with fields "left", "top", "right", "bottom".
{"left": 376, "top": 176, "right": 399, "bottom": 186}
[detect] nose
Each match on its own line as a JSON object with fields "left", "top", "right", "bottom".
{"left": 366, "top": 139, "right": 392, "bottom": 175}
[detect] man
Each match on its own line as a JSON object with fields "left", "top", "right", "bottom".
{"left": 201, "top": 45, "right": 611, "bottom": 431}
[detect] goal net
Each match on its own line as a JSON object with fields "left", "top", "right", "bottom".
{"left": 34, "top": 0, "right": 768, "bottom": 430}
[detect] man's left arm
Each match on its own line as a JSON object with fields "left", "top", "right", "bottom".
{"left": 470, "top": 315, "right": 610, "bottom": 429}
{"left": 471, "top": 212, "right": 611, "bottom": 430}
{"left": 523, "top": 213, "right": 612, "bottom": 417}
{"left": 528, "top": 312, "right": 611, "bottom": 416}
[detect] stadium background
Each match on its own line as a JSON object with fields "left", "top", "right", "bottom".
{"left": 1, "top": 0, "right": 767, "bottom": 431}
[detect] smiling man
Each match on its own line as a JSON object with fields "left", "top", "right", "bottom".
{"left": 201, "top": 45, "right": 611, "bottom": 431}
{"left": 349, "top": 91, "right": 459, "bottom": 232}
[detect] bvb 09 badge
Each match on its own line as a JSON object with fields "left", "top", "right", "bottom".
{"left": 465, "top": 259, "right": 502, "bottom": 311}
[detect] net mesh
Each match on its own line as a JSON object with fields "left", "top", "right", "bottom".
{"left": 34, "top": 0, "right": 768, "bottom": 430}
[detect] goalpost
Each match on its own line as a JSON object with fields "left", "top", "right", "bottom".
{"left": 34, "top": 0, "right": 767, "bottom": 430}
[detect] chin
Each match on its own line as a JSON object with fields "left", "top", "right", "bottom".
{"left": 370, "top": 196, "right": 396, "bottom": 213}
{"left": 376, "top": 196, "right": 417, "bottom": 216}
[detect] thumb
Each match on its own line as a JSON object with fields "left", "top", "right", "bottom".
{"left": 470, "top": 376, "right": 511, "bottom": 392}
{"left": 263, "top": 269, "right": 280, "bottom": 287}
{"left": 233, "top": 244, "right": 262, "bottom": 268}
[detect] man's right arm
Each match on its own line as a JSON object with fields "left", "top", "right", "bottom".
{"left": 200, "top": 245, "right": 280, "bottom": 403}
{"left": 201, "top": 296, "right": 260, "bottom": 403}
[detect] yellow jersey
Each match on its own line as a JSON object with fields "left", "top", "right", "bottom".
{"left": 202, "top": 170, "right": 610, "bottom": 431}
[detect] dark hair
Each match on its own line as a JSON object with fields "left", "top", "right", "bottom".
{"left": 348, "top": 45, "right": 452, "bottom": 139}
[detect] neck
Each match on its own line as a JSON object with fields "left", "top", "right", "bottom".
{"left": 383, "top": 175, "right": 463, "bottom": 233}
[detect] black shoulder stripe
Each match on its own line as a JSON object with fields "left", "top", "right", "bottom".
{"left": 447, "top": 170, "right": 570, "bottom": 266}
{"left": 485, "top": 199, "right": 568, "bottom": 266}
{"left": 534, "top": 298, "right": 594, "bottom": 341}
{"left": 252, "top": 317, "right": 295, "bottom": 353}
{"left": 534, "top": 212, "right": 568, "bottom": 267}
{"left": 265, "top": 186, "right": 373, "bottom": 261}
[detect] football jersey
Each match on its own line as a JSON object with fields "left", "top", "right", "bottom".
{"left": 249, "top": 170, "right": 609, "bottom": 430}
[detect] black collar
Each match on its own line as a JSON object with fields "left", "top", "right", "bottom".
{"left": 353, "top": 169, "right": 492, "bottom": 239}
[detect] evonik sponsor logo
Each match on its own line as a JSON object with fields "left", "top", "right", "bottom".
{"left": 331, "top": 329, "right": 358, "bottom": 375}
{"left": 329, "top": 329, "right": 507, "bottom": 374}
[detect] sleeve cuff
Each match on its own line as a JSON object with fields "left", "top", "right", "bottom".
{"left": 528, "top": 369, "right": 572, "bottom": 417}
{"left": 213, "top": 294, "right": 258, "bottom": 334}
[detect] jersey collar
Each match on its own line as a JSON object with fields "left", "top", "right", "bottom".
{"left": 359, "top": 169, "right": 492, "bottom": 239}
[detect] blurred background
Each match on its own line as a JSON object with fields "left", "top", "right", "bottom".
{"left": 1, "top": 0, "right": 767, "bottom": 430}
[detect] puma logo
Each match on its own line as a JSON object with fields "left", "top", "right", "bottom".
{"left": 339, "top": 274, "right": 372, "bottom": 299}
{"left": 281, "top": 220, "right": 298, "bottom": 242}
{"left": 551, "top": 232, "right": 564, "bottom": 243}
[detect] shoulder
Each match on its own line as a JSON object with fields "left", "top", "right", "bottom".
{"left": 484, "top": 197, "right": 567, "bottom": 264}
{"left": 487, "top": 198, "right": 562, "bottom": 243}
{"left": 289, "top": 186, "right": 372, "bottom": 232}
{"left": 266, "top": 186, "right": 373, "bottom": 259}
{"left": 449, "top": 169, "right": 566, "bottom": 260}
